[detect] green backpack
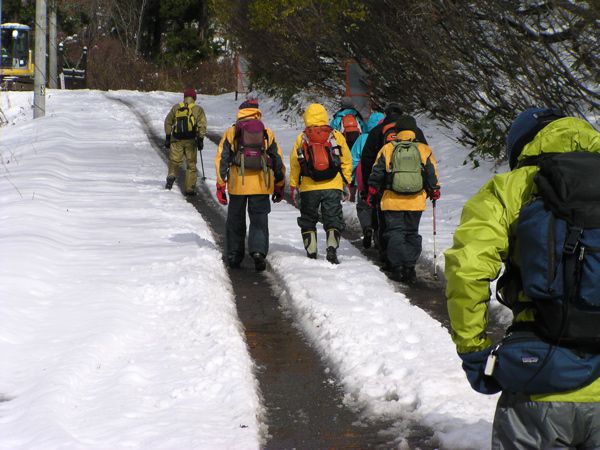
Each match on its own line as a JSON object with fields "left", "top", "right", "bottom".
{"left": 389, "top": 141, "right": 424, "bottom": 194}
{"left": 172, "top": 103, "right": 197, "bottom": 139}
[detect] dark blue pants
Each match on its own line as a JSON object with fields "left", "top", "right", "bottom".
{"left": 226, "top": 194, "right": 271, "bottom": 263}
{"left": 382, "top": 210, "right": 422, "bottom": 269}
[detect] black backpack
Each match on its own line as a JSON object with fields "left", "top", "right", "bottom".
{"left": 171, "top": 103, "right": 197, "bottom": 139}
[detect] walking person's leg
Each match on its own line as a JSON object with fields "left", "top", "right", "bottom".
{"left": 183, "top": 140, "right": 198, "bottom": 194}
{"left": 225, "top": 194, "right": 248, "bottom": 267}
{"left": 166, "top": 141, "right": 184, "bottom": 189}
{"left": 297, "top": 190, "right": 322, "bottom": 258}
{"left": 400, "top": 210, "right": 423, "bottom": 283}
{"left": 320, "top": 189, "right": 345, "bottom": 264}
{"left": 247, "top": 194, "right": 271, "bottom": 271}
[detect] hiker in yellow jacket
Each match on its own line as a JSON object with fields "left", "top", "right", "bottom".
{"left": 367, "top": 115, "right": 440, "bottom": 284}
{"left": 289, "top": 103, "right": 352, "bottom": 264}
{"left": 215, "top": 99, "right": 286, "bottom": 271}
{"left": 164, "top": 87, "right": 207, "bottom": 195}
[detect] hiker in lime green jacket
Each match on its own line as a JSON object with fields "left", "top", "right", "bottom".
{"left": 164, "top": 88, "right": 207, "bottom": 195}
{"left": 445, "top": 108, "right": 600, "bottom": 449}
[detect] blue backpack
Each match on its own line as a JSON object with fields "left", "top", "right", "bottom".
{"left": 517, "top": 152, "right": 600, "bottom": 345}
{"left": 486, "top": 152, "right": 600, "bottom": 395}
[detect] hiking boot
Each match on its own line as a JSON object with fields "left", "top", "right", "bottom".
{"left": 227, "top": 256, "right": 242, "bottom": 269}
{"left": 362, "top": 227, "right": 373, "bottom": 249}
{"left": 326, "top": 247, "right": 339, "bottom": 264}
{"left": 402, "top": 266, "right": 417, "bottom": 285}
{"left": 390, "top": 266, "right": 404, "bottom": 282}
{"left": 165, "top": 176, "right": 176, "bottom": 190}
{"left": 252, "top": 252, "right": 266, "bottom": 272}
{"left": 302, "top": 230, "right": 317, "bottom": 260}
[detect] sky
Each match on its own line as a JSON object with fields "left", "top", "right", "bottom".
{"left": 3, "top": 89, "right": 595, "bottom": 450}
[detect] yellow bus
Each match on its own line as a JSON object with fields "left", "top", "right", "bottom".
{"left": 1, "top": 23, "right": 34, "bottom": 90}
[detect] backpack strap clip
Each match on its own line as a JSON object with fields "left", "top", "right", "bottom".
{"left": 563, "top": 226, "right": 583, "bottom": 255}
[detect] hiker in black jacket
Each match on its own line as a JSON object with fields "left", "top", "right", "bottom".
{"left": 359, "top": 104, "right": 428, "bottom": 256}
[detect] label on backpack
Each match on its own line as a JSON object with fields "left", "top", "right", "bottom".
{"left": 299, "top": 126, "right": 341, "bottom": 181}
{"left": 341, "top": 114, "right": 361, "bottom": 148}
{"left": 172, "top": 103, "right": 197, "bottom": 139}
{"left": 388, "top": 141, "right": 424, "bottom": 194}
{"left": 233, "top": 119, "right": 269, "bottom": 171}
{"left": 515, "top": 152, "right": 600, "bottom": 346}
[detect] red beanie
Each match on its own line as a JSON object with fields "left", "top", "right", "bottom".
{"left": 239, "top": 98, "right": 259, "bottom": 109}
{"left": 183, "top": 88, "right": 197, "bottom": 100}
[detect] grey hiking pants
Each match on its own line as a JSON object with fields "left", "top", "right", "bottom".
{"left": 226, "top": 194, "right": 271, "bottom": 263}
{"left": 492, "top": 392, "right": 600, "bottom": 449}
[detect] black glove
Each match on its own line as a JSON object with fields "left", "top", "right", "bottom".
{"left": 164, "top": 135, "right": 171, "bottom": 149}
{"left": 196, "top": 137, "right": 204, "bottom": 151}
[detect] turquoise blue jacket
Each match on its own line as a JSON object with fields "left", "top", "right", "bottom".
{"left": 350, "top": 112, "right": 384, "bottom": 183}
{"left": 330, "top": 108, "right": 367, "bottom": 134}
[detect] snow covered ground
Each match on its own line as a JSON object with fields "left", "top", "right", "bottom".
{"left": 4, "top": 89, "right": 593, "bottom": 449}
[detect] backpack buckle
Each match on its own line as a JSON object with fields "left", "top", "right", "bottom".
{"left": 563, "top": 226, "right": 583, "bottom": 255}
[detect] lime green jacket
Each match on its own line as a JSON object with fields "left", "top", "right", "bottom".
{"left": 445, "top": 117, "right": 600, "bottom": 401}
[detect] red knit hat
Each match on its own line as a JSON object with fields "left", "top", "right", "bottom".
{"left": 239, "top": 98, "right": 259, "bottom": 109}
{"left": 183, "top": 88, "right": 197, "bottom": 100}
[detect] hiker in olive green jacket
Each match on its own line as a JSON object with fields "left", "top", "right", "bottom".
{"left": 445, "top": 108, "right": 600, "bottom": 449}
{"left": 164, "top": 88, "right": 207, "bottom": 195}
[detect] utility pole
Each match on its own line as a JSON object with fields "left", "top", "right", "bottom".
{"left": 33, "top": 0, "right": 47, "bottom": 118}
{"left": 48, "top": 0, "right": 57, "bottom": 89}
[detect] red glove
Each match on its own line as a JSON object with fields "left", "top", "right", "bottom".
{"left": 366, "top": 186, "right": 379, "bottom": 208}
{"left": 429, "top": 188, "right": 441, "bottom": 201}
{"left": 290, "top": 187, "right": 299, "bottom": 208}
{"left": 342, "top": 184, "right": 351, "bottom": 202}
{"left": 216, "top": 183, "right": 228, "bottom": 205}
{"left": 272, "top": 185, "right": 284, "bottom": 203}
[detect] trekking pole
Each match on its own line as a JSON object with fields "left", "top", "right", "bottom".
{"left": 198, "top": 146, "right": 206, "bottom": 181}
{"left": 432, "top": 199, "right": 438, "bottom": 280}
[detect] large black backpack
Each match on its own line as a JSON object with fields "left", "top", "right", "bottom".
{"left": 502, "top": 152, "right": 600, "bottom": 347}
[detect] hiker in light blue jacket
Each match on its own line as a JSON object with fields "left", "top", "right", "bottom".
{"left": 350, "top": 111, "right": 384, "bottom": 248}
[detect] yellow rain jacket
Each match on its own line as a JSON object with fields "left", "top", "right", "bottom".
{"left": 369, "top": 130, "right": 439, "bottom": 211}
{"left": 445, "top": 117, "right": 600, "bottom": 402}
{"left": 215, "top": 107, "right": 286, "bottom": 195}
{"left": 289, "top": 103, "right": 352, "bottom": 192}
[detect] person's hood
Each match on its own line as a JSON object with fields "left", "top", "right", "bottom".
{"left": 517, "top": 117, "right": 600, "bottom": 166}
{"left": 236, "top": 107, "right": 262, "bottom": 121}
{"left": 396, "top": 130, "right": 416, "bottom": 141}
{"left": 303, "top": 103, "right": 329, "bottom": 127}
{"left": 366, "top": 112, "right": 384, "bottom": 132}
